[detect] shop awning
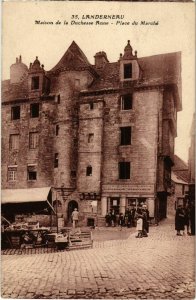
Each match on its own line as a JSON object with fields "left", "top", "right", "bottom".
{"left": 1, "top": 187, "right": 51, "bottom": 204}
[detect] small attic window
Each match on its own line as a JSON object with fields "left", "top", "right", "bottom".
{"left": 89, "top": 103, "right": 94, "bottom": 110}
{"left": 31, "top": 76, "right": 40, "bottom": 90}
{"left": 124, "top": 63, "right": 132, "bottom": 79}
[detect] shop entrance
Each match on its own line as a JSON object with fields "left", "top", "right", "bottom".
{"left": 67, "top": 200, "right": 78, "bottom": 222}
{"left": 109, "top": 198, "right": 120, "bottom": 214}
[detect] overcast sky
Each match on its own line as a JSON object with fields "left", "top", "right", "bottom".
{"left": 2, "top": 1, "right": 195, "bottom": 163}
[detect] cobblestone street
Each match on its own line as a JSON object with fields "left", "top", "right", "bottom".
{"left": 1, "top": 217, "right": 195, "bottom": 299}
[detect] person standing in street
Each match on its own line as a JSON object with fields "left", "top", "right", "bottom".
{"left": 71, "top": 208, "right": 79, "bottom": 228}
{"left": 190, "top": 202, "right": 195, "bottom": 235}
{"left": 183, "top": 202, "right": 191, "bottom": 235}
{"left": 175, "top": 205, "right": 185, "bottom": 236}
{"left": 142, "top": 204, "right": 150, "bottom": 237}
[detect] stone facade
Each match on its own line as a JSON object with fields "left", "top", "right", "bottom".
{"left": 2, "top": 41, "right": 182, "bottom": 226}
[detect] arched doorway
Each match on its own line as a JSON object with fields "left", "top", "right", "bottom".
{"left": 67, "top": 200, "right": 78, "bottom": 222}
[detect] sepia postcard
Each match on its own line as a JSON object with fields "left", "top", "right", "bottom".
{"left": 1, "top": 1, "right": 195, "bottom": 299}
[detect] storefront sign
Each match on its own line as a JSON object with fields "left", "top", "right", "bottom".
{"left": 102, "top": 184, "right": 154, "bottom": 194}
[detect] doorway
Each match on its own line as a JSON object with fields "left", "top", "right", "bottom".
{"left": 67, "top": 200, "right": 78, "bottom": 222}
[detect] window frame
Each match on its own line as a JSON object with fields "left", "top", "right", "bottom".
{"left": 119, "top": 162, "right": 130, "bottom": 179}
{"left": 121, "top": 94, "right": 133, "bottom": 110}
{"left": 11, "top": 106, "right": 20, "bottom": 120}
{"left": 29, "top": 132, "right": 39, "bottom": 149}
{"left": 7, "top": 166, "right": 17, "bottom": 182}
{"left": 86, "top": 165, "right": 92, "bottom": 176}
{"left": 54, "top": 153, "right": 59, "bottom": 168}
{"left": 120, "top": 126, "right": 132, "bottom": 145}
{"left": 9, "top": 134, "right": 19, "bottom": 150}
{"left": 124, "top": 63, "right": 132, "bottom": 79}
{"left": 31, "top": 76, "right": 40, "bottom": 90}
{"left": 30, "top": 103, "right": 40, "bottom": 118}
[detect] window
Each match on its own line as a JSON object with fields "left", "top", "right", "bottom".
{"left": 88, "top": 133, "right": 94, "bottom": 143}
{"left": 31, "top": 76, "right": 40, "bottom": 90}
{"left": 86, "top": 166, "right": 92, "bottom": 176}
{"left": 56, "top": 125, "right": 59, "bottom": 136}
{"left": 121, "top": 94, "right": 133, "bottom": 110}
{"left": 27, "top": 165, "right": 37, "bottom": 181}
{"left": 28, "top": 171, "right": 37, "bottom": 180}
{"left": 124, "top": 63, "right": 132, "bottom": 79}
{"left": 89, "top": 103, "right": 94, "bottom": 110}
{"left": 57, "top": 94, "right": 60, "bottom": 104}
{"left": 54, "top": 153, "right": 59, "bottom": 168}
{"left": 9, "top": 134, "right": 19, "bottom": 150}
{"left": 120, "top": 127, "right": 131, "bottom": 145}
{"left": 75, "top": 79, "right": 80, "bottom": 88}
{"left": 11, "top": 106, "right": 20, "bottom": 120}
{"left": 71, "top": 171, "right": 76, "bottom": 178}
{"left": 119, "top": 162, "right": 130, "bottom": 179}
{"left": 30, "top": 103, "right": 39, "bottom": 118}
{"left": 8, "top": 166, "right": 17, "bottom": 181}
{"left": 29, "top": 132, "right": 38, "bottom": 149}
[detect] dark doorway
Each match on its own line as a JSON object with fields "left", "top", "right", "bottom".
{"left": 67, "top": 200, "right": 78, "bottom": 222}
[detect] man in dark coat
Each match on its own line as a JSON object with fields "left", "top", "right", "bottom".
{"left": 190, "top": 202, "right": 195, "bottom": 235}
{"left": 142, "top": 205, "right": 150, "bottom": 237}
{"left": 175, "top": 205, "right": 185, "bottom": 236}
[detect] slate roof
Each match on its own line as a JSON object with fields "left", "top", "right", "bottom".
{"left": 49, "top": 41, "right": 93, "bottom": 73}
{"left": 86, "top": 51, "right": 181, "bottom": 92}
{"left": 2, "top": 78, "right": 28, "bottom": 103}
{"left": 172, "top": 155, "right": 189, "bottom": 183}
{"left": 2, "top": 41, "right": 181, "bottom": 103}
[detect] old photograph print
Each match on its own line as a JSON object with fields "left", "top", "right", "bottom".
{"left": 1, "top": 1, "right": 195, "bottom": 299}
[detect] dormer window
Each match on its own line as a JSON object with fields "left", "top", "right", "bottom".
{"left": 31, "top": 76, "right": 40, "bottom": 90}
{"left": 124, "top": 63, "right": 132, "bottom": 79}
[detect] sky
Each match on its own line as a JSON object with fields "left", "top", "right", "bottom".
{"left": 2, "top": 1, "right": 195, "bottom": 163}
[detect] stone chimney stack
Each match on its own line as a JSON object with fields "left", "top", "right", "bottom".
{"left": 94, "top": 51, "right": 109, "bottom": 69}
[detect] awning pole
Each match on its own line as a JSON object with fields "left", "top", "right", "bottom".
{"left": 46, "top": 200, "right": 56, "bottom": 214}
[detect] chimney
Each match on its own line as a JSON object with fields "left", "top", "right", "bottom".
{"left": 94, "top": 51, "right": 109, "bottom": 69}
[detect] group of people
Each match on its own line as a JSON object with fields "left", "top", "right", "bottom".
{"left": 105, "top": 205, "right": 150, "bottom": 238}
{"left": 175, "top": 202, "right": 195, "bottom": 236}
{"left": 105, "top": 208, "right": 137, "bottom": 228}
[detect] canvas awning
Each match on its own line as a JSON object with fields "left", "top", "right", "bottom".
{"left": 1, "top": 187, "right": 51, "bottom": 204}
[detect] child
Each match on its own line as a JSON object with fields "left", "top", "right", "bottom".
{"left": 135, "top": 209, "right": 143, "bottom": 238}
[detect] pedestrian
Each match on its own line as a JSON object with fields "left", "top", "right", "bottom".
{"left": 142, "top": 204, "right": 149, "bottom": 237}
{"left": 135, "top": 208, "right": 143, "bottom": 238}
{"left": 175, "top": 205, "right": 185, "bottom": 236}
{"left": 105, "top": 213, "right": 110, "bottom": 227}
{"left": 119, "top": 213, "right": 124, "bottom": 230}
{"left": 190, "top": 202, "right": 195, "bottom": 235}
{"left": 183, "top": 203, "right": 191, "bottom": 235}
{"left": 71, "top": 208, "right": 79, "bottom": 228}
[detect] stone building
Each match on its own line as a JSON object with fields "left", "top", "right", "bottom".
{"left": 2, "top": 41, "right": 182, "bottom": 226}
{"left": 188, "top": 113, "right": 195, "bottom": 202}
{"left": 168, "top": 155, "right": 189, "bottom": 215}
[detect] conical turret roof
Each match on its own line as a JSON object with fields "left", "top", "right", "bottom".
{"left": 50, "top": 41, "right": 92, "bottom": 73}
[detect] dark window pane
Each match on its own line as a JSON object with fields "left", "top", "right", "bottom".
{"left": 122, "top": 94, "right": 132, "bottom": 110}
{"left": 28, "top": 171, "right": 37, "bottom": 180}
{"left": 89, "top": 103, "right": 94, "bottom": 110}
{"left": 30, "top": 103, "right": 39, "bottom": 118}
{"left": 54, "top": 153, "right": 59, "bottom": 168}
{"left": 11, "top": 106, "right": 20, "bottom": 120}
{"left": 120, "top": 127, "right": 131, "bottom": 145}
{"left": 119, "top": 162, "right": 130, "bottom": 179}
{"left": 86, "top": 166, "right": 92, "bottom": 176}
{"left": 124, "top": 64, "right": 132, "bottom": 79}
{"left": 31, "top": 76, "right": 40, "bottom": 90}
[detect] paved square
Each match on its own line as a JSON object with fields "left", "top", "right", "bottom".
{"left": 1, "top": 218, "right": 195, "bottom": 299}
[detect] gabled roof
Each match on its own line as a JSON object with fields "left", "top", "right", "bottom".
{"left": 172, "top": 155, "right": 189, "bottom": 183}
{"left": 49, "top": 41, "right": 92, "bottom": 73}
